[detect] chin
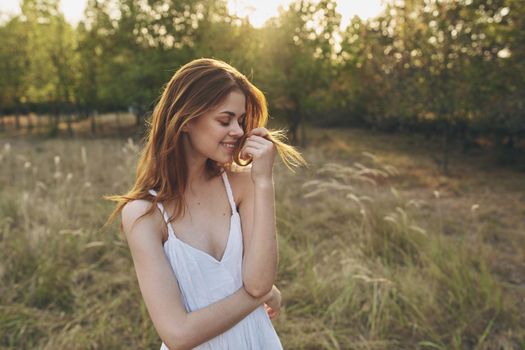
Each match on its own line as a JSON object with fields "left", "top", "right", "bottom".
{"left": 220, "top": 156, "right": 234, "bottom": 165}
{"left": 209, "top": 154, "right": 233, "bottom": 165}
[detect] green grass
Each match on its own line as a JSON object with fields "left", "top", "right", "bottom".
{"left": 0, "top": 128, "right": 524, "bottom": 349}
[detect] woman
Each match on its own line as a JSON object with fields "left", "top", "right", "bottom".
{"left": 107, "top": 58, "right": 305, "bottom": 349}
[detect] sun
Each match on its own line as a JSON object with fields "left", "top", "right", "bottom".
{"left": 227, "top": 0, "right": 385, "bottom": 28}
{"left": 0, "top": 0, "right": 384, "bottom": 27}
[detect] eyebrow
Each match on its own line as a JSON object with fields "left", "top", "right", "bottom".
{"left": 218, "top": 111, "right": 246, "bottom": 118}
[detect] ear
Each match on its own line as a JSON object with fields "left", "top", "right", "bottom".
{"left": 181, "top": 116, "right": 198, "bottom": 133}
{"left": 181, "top": 120, "right": 191, "bottom": 133}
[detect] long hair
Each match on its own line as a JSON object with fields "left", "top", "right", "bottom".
{"left": 105, "top": 58, "right": 305, "bottom": 227}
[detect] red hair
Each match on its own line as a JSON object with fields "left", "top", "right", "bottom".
{"left": 106, "top": 58, "right": 305, "bottom": 227}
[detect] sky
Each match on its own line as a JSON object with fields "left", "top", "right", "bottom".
{"left": 0, "top": 0, "right": 384, "bottom": 28}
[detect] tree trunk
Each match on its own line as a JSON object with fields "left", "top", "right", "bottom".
{"left": 90, "top": 111, "right": 97, "bottom": 134}
{"left": 441, "top": 120, "right": 451, "bottom": 175}
{"left": 67, "top": 113, "right": 74, "bottom": 137}
{"left": 54, "top": 113, "right": 60, "bottom": 132}
{"left": 36, "top": 113, "right": 41, "bottom": 132}
{"left": 135, "top": 106, "right": 145, "bottom": 127}
{"left": 288, "top": 115, "right": 300, "bottom": 145}
{"left": 300, "top": 120, "right": 307, "bottom": 148}
{"left": 15, "top": 106, "right": 20, "bottom": 130}
{"left": 26, "top": 112, "right": 33, "bottom": 133}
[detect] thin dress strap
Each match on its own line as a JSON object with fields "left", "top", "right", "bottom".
{"left": 148, "top": 189, "right": 175, "bottom": 238}
{"left": 221, "top": 172, "right": 237, "bottom": 214}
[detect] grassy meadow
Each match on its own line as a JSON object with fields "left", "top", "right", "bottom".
{"left": 0, "top": 126, "right": 524, "bottom": 349}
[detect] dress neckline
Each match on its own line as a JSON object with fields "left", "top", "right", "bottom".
{"left": 164, "top": 211, "right": 239, "bottom": 264}
{"left": 159, "top": 171, "right": 239, "bottom": 264}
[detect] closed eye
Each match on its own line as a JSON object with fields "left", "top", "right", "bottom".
{"left": 219, "top": 116, "right": 246, "bottom": 127}
{"left": 218, "top": 111, "right": 246, "bottom": 124}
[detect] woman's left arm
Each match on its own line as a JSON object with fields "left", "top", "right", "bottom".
{"left": 239, "top": 128, "right": 278, "bottom": 298}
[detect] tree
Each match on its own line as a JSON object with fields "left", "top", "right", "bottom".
{"left": 0, "top": 16, "right": 29, "bottom": 130}
{"left": 258, "top": 0, "right": 341, "bottom": 145}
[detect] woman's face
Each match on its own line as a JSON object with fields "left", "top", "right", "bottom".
{"left": 182, "top": 90, "right": 246, "bottom": 165}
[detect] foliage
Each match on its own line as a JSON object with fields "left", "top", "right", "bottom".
{"left": 0, "top": 0, "right": 523, "bottom": 164}
{"left": 0, "top": 131, "right": 523, "bottom": 348}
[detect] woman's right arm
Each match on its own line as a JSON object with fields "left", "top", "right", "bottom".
{"left": 122, "top": 200, "right": 269, "bottom": 350}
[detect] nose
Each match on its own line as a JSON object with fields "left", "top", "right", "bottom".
{"left": 229, "top": 120, "right": 244, "bottom": 137}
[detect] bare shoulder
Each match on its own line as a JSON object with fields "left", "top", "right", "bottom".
{"left": 121, "top": 199, "right": 165, "bottom": 243}
{"left": 119, "top": 199, "right": 188, "bottom": 347}
{"left": 121, "top": 199, "right": 154, "bottom": 231}
{"left": 226, "top": 165, "right": 253, "bottom": 206}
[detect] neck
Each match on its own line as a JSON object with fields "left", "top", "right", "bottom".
{"left": 187, "top": 161, "right": 209, "bottom": 188}
{"left": 182, "top": 135, "right": 213, "bottom": 191}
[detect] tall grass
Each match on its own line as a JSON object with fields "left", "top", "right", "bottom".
{"left": 0, "top": 136, "right": 523, "bottom": 349}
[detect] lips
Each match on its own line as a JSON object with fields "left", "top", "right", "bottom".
{"left": 220, "top": 142, "right": 236, "bottom": 154}
{"left": 220, "top": 142, "right": 235, "bottom": 148}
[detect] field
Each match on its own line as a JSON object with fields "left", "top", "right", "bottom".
{"left": 0, "top": 126, "right": 524, "bottom": 349}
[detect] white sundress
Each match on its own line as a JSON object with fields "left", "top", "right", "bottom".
{"left": 149, "top": 171, "right": 283, "bottom": 350}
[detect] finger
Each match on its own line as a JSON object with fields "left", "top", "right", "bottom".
{"left": 241, "top": 146, "right": 260, "bottom": 159}
{"left": 243, "top": 137, "right": 272, "bottom": 149}
{"left": 240, "top": 151, "right": 252, "bottom": 161}
{"left": 242, "top": 140, "right": 273, "bottom": 156}
{"left": 248, "top": 127, "right": 269, "bottom": 138}
{"left": 246, "top": 135, "right": 272, "bottom": 146}
{"left": 242, "top": 139, "right": 264, "bottom": 149}
{"left": 240, "top": 150, "right": 253, "bottom": 161}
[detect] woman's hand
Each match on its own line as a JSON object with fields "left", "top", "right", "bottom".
{"left": 240, "top": 128, "right": 276, "bottom": 186}
{"left": 263, "top": 285, "right": 281, "bottom": 321}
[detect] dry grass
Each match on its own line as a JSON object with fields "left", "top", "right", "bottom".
{"left": 0, "top": 127, "right": 524, "bottom": 349}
